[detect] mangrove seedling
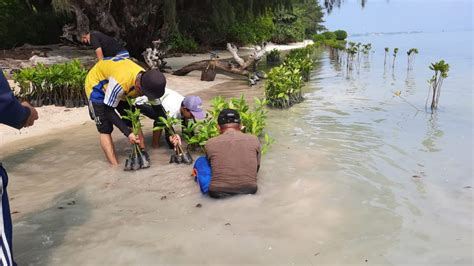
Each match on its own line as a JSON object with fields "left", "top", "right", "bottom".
{"left": 122, "top": 97, "right": 149, "bottom": 171}
{"left": 392, "top": 48, "right": 399, "bottom": 69}
{"left": 154, "top": 115, "right": 194, "bottom": 165}
{"left": 426, "top": 60, "right": 449, "bottom": 110}
{"left": 384, "top": 47, "right": 389, "bottom": 67}
{"left": 407, "top": 48, "right": 419, "bottom": 70}
{"left": 266, "top": 49, "right": 281, "bottom": 64}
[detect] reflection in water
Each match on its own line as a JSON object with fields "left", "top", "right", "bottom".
{"left": 421, "top": 112, "right": 444, "bottom": 152}
{"left": 404, "top": 69, "right": 417, "bottom": 95}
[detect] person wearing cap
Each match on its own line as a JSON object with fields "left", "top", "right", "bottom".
{"left": 85, "top": 57, "right": 166, "bottom": 165}
{"left": 135, "top": 89, "right": 205, "bottom": 149}
{"left": 204, "top": 109, "right": 261, "bottom": 199}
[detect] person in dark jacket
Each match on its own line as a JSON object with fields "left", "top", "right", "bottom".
{"left": 0, "top": 70, "right": 38, "bottom": 265}
{"left": 81, "top": 31, "right": 129, "bottom": 60}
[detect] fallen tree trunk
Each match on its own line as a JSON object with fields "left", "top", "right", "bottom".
{"left": 172, "top": 43, "right": 267, "bottom": 78}
{"left": 173, "top": 59, "right": 250, "bottom": 76}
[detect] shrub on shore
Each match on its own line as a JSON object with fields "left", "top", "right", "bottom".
{"left": 13, "top": 60, "right": 87, "bottom": 108}
{"left": 264, "top": 45, "right": 316, "bottom": 109}
{"left": 333, "top": 30, "right": 348, "bottom": 41}
{"left": 321, "top": 31, "right": 337, "bottom": 40}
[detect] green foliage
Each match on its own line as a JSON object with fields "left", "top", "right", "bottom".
{"left": 333, "top": 30, "right": 348, "bottom": 40}
{"left": 266, "top": 48, "right": 281, "bottom": 63}
{"left": 407, "top": 48, "right": 419, "bottom": 70}
{"left": 182, "top": 95, "right": 271, "bottom": 153}
{"left": 264, "top": 45, "right": 316, "bottom": 108}
{"left": 13, "top": 60, "right": 88, "bottom": 107}
{"left": 427, "top": 60, "right": 449, "bottom": 110}
{"left": 323, "top": 39, "right": 346, "bottom": 50}
{"left": 429, "top": 60, "right": 449, "bottom": 78}
{"left": 263, "top": 45, "right": 317, "bottom": 108}
{"left": 153, "top": 115, "right": 181, "bottom": 135}
{"left": 271, "top": 13, "right": 305, "bottom": 44}
{"left": 0, "top": 0, "right": 67, "bottom": 48}
{"left": 312, "top": 34, "right": 325, "bottom": 43}
{"left": 229, "top": 15, "right": 275, "bottom": 45}
{"left": 285, "top": 45, "right": 315, "bottom": 80}
{"left": 122, "top": 97, "right": 143, "bottom": 135}
{"left": 321, "top": 31, "right": 337, "bottom": 40}
{"left": 169, "top": 32, "right": 199, "bottom": 53}
{"left": 292, "top": 0, "right": 326, "bottom": 36}
{"left": 384, "top": 47, "right": 389, "bottom": 53}
{"left": 264, "top": 65, "right": 303, "bottom": 108}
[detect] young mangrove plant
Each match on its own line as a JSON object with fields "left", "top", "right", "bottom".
{"left": 264, "top": 65, "right": 303, "bottom": 108}
{"left": 426, "top": 60, "right": 449, "bottom": 110}
{"left": 384, "top": 47, "right": 389, "bottom": 67}
{"left": 362, "top": 43, "right": 372, "bottom": 55}
{"left": 122, "top": 97, "right": 150, "bottom": 171}
{"left": 266, "top": 48, "right": 281, "bottom": 64}
{"left": 407, "top": 48, "right": 419, "bottom": 70}
{"left": 392, "top": 48, "right": 399, "bottom": 69}
{"left": 13, "top": 60, "right": 88, "bottom": 108}
{"left": 182, "top": 95, "right": 273, "bottom": 154}
{"left": 154, "top": 115, "right": 194, "bottom": 165}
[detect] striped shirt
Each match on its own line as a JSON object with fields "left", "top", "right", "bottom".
{"left": 85, "top": 58, "right": 144, "bottom": 107}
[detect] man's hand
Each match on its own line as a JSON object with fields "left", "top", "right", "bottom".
{"left": 21, "top": 102, "right": 38, "bottom": 127}
{"left": 169, "top": 134, "right": 182, "bottom": 147}
{"left": 128, "top": 133, "right": 140, "bottom": 144}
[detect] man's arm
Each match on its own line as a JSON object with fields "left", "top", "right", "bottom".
{"left": 0, "top": 71, "right": 37, "bottom": 129}
{"left": 95, "top": 48, "right": 104, "bottom": 60}
{"left": 90, "top": 34, "right": 104, "bottom": 60}
{"left": 103, "top": 78, "right": 132, "bottom": 137}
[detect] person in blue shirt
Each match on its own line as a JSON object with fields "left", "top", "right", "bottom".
{"left": 0, "top": 70, "right": 38, "bottom": 266}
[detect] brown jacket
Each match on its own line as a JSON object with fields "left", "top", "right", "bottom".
{"left": 205, "top": 130, "right": 261, "bottom": 193}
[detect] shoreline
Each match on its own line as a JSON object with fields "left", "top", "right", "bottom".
{"left": 0, "top": 40, "right": 311, "bottom": 148}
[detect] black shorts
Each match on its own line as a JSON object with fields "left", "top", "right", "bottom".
{"left": 88, "top": 101, "right": 131, "bottom": 134}
{"left": 135, "top": 104, "right": 168, "bottom": 128}
{"left": 208, "top": 187, "right": 258, "bottom": 199}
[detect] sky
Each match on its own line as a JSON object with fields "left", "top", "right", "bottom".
{"left": 322, "top": 0, "right": 473, "bottom": 34}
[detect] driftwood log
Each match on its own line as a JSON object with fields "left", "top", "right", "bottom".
{"left": 173, "top": 43, "right": 267, "bottom": 79}
{"left": 142, "top": 40, "right": 170, "bottom": 70}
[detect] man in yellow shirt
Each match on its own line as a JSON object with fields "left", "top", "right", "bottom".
{"left": 85, "top": 57, "right": 165, "bottom": 165}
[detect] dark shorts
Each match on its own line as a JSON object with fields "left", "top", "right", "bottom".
{"left": 88, "top": 101, "right": 131, "bottom": 134}
{"left": 208, "top": 187, "right": 258, "bottom": 199}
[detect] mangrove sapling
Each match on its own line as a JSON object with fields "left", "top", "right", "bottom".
{"left": 122, "top": 97, "right": 149, "bottom": 170}
{"left": 384, "top": 47, "right": 389, "bottom": 67}
{"left": 392, "top": 48, "right": 399, "bottom": 69}
{"left": 407, "top": 48, "right": 419, "bottom": 70}
{"left": 154, "top": 115, "right": 194, "bottom": 165}
{"left": 13, "top": 60, "right": 87, "bottom": 108}
{"left": 266, "top": 49, "right": 281, "bottom": 64}
{"left": 183, "top": 95, "right": 272, "bottom": 153}
{"left": 426, "top": 60, "right": 449, "bottom": 110}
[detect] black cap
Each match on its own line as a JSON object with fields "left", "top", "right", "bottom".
{"left": 217, "top": 109, "right": 241, "bottom": 125}
{"left": 140, "top": 69, "right": 166, "bottom": 100}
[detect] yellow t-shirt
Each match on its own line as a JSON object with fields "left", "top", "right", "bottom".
{"left": 85, "top": 58, "right": 144, "bottom": 107}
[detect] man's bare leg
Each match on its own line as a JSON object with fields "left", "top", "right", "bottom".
{"left": 138, "top": 129, "right": 145, "bottom": 150}
{"left": 100, "top": 133, "right": 118, "bottom": 165}
{"left": 152, "top": 129, "right": 162, "bottom": 149}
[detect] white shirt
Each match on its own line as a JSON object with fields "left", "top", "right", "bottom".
{"left": 135, "top": 88, "right": 184, "bottom": 118}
